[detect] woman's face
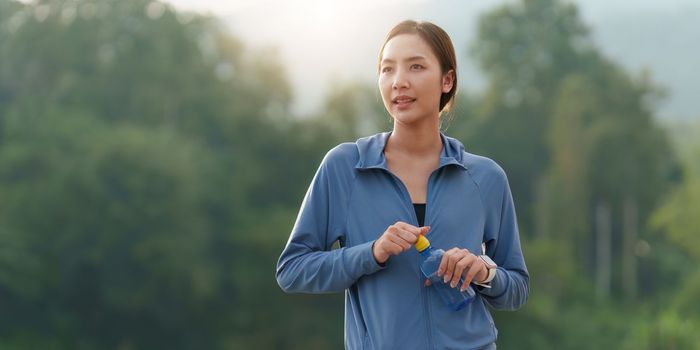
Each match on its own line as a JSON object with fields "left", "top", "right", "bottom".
{"left": 378, "top": 33, "right": 453, "bottom": 125}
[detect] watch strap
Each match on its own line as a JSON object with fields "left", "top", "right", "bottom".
{"left": 477, "top": 255, "right": 497, "bottom": 285}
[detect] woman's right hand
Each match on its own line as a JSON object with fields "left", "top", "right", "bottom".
{"left": 372, "top": 221, "right": 430, "bottom": 264}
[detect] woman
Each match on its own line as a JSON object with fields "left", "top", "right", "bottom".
{"left": 276, "top": 20, "right": 529, "bottom": 350}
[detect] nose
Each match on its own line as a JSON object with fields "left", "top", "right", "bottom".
{"left": 392, "top": 70, "right": 409, "bottom": 90}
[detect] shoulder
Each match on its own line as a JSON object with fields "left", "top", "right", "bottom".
{"left": 463, "top": 152, "right": 507, "bottom": 179}
{"left": 439, "top": 133, "right": 507, "bottom": 185}
{"left": 321, "top": 142, "right": 359, "bottom": 170}
{"left": 321, "top": 131, "right": 387, "bottom": 169}
{"left": 461, "top": 150, "right": 509, "bottom": 194}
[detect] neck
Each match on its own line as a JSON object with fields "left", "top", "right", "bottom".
{"left": 386, "top": 116, "right": 442, "bottom": 158}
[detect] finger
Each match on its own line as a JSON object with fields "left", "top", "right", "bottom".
{"left": 395, "top": 222, "right": 423, "bottom": 236}
{"left": 390, "top": 228, "right": 418, "bottom": 246}
{"left": 437, "top": 248, "right": 455, "bottom": 277}
{"left": 462, "top": 260, "right": 482, "bottom": 289}
{"left": 460, "top": 257, "right": 480, "bottom": 290}
{"left": 382, "top": 240, "right": 404, "bottom": 256}
{"left": 387, "top": 225, "right": 401, "bottom": 236}
{"left": 460, "top": 276, "right": 470, "bottom": 292}
{"left": 387, "top": 235, "right": 412, "bottom": 251}
{"left": 419, "top": 226, "right": 431, "bottom": 236}
{"left": 441, "top": 248, "right": 465, "bottom": 283}
{"left": 424, "top": 279, "right": 431, "bottom": 287}
{"left": 438, "top": 248, "right": 460, "bottom": 276}
{"left": 451, "top": 253, "right": 474, "bottom": 287}
{"left": 388, "top": 224, "right": 418, "bottom": 245}
{"left": 395, "top": 228, "right": 420, "bottom": 245}
{"left": 451, "top": 257, "right": 471, "bottom": 288}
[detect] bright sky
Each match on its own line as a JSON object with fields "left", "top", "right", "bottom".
{"left": 14, "top": 0, "right": 697, "bottom": 118}
{"left": 159, "top": 0, "right": 700, "bottom": 119}
{"left": 162, "top": 0, "right": 502, "bottom": 116}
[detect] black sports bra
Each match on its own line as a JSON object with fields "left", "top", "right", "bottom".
{"left": 413, "top": 203, "right": 426, "bottom": 227}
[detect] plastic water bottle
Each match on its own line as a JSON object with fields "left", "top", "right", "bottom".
{"left": 415, "top": 235, "right": 475, "bottom": 311}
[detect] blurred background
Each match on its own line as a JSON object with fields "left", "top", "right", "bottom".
{"left": 0, "top": 0, "right": 698, "bottom": 348}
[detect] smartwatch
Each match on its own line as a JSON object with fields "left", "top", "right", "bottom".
{"left": 474, "top": 254, "right": 497, "bottom": 287}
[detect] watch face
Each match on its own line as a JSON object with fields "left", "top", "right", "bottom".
{"left": 480, "top": 255, "right": 496, "bottom": 268}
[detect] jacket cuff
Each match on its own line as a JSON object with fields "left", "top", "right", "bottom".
{"left": 371, "top": 240, "right": 388, "bottom": 267}
{"left": 476, "top": 267, "right": 508, "bottom": 297}
{"left": 349, "top": 240, "right": 387, "bottom": 276}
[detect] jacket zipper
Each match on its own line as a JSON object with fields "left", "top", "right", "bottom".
{"left": 381, "top": 169, "right": 431, "bottom": 348}
{"left": 423, "top": 170, "right": 438, "bottom": 350}
{"left": 384, "top": 168, "right": 441, "bottom": 350}
{"left": 420, "top": 280, "right": 432, "bottom": 350}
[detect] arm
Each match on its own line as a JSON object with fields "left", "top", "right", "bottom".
{"left": 275, "top": 152, "right": 385, "bottom": 294}
{"left": 477, "top": 168, "right": 530, "bottom": 311}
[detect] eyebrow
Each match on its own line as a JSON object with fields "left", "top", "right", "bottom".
{"left": 380, "top": 55, "right": 427, "bottom": 65}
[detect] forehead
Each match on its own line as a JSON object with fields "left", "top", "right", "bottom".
{"left": 380, "top": 33, "right": 438, "bottom": 63}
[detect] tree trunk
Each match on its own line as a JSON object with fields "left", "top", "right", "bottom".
{"left": 622, "top": 195, "right": 638, "bottom": 300}
{"left": 595, "top": 200, "right": 612, "bottom": 300}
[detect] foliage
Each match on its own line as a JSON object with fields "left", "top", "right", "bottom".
{"left": 0, "top": 0, "right": 697, "bottom": 348}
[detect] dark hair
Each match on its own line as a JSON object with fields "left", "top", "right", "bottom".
{"left": 378, "top": 20, "right": 458, "bottom": 113}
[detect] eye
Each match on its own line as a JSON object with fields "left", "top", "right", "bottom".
{"left": 381, "top": 66, "right": 393, "bottom": 73}
{"left": 411, "top": 64, "right": 424, "bottom": 70}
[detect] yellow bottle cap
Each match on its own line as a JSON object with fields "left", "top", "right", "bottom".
{"left": 415, "top": 235, "right": 430, "bottom": 252}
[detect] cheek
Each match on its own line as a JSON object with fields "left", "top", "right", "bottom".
{"left": 378, "top": 79, "right": 392, "bottom": 99}
{"left": 378, "top": 76, "right": 389, "bottom": 89}
{"left": 418, "top": 76, "right": 444, "bottom": 100}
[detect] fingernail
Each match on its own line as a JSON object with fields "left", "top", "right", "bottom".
{"left": 444, "top": 276, "right": 449, "bottom": 283}
{"left": 460, "top": 287, "right": 466, "bottom": 292}
{"left": 451, "top": 282, "right": 457, "bottom": 288}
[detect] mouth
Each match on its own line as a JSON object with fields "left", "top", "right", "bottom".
{"left": 392, "top": 97, "right": 416, "bottom": 108}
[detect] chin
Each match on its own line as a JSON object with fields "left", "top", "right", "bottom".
{"left": 390, "top": 109, "right": 427, "bottom": 125}
{"left": 392, "top": 115, "right": 422, "bottom": 126}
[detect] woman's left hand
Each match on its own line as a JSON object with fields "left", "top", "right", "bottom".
{"left": 424, "top": 248, "right": 487, "bottom": 291}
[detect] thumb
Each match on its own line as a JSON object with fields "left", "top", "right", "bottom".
{"left": 420, "top": 226, "right": 431, "bottom": 235}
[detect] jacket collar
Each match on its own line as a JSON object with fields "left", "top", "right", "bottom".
{"left": 355, "top": 131, "right": 467, "bottom": 171}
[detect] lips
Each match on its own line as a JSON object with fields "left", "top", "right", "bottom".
{"left": 392, "top": 96, "right": 416, "bottom": 104}
{"left": 392, "top": 96, "right": 416, "bottom": 109}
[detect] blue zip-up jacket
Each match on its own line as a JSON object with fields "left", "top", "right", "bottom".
{"left": 276, "top": 131, "right": 529, "bottom": 349}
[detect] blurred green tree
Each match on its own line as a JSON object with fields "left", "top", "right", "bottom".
{"left": 651, "top": 124, "right": 700, "bottom": 319}
{"left": 0, "top": 0, "right": 696, "bottom": 348}
{"left": 458, "top": 0, "right": 682, "bottom": 348}
{"left": 0, "top": 0, "right": 340, "bottom": 348}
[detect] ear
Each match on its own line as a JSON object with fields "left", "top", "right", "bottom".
{"left": 441, "top": 69, "right": 455, "bottom": 93}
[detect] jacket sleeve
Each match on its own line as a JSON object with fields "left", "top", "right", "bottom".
{"left": 275, "top": 150, "right": 385, "bottom": 294}
{"left": 477, "top": 167, "right": 530, "bottom": 310}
